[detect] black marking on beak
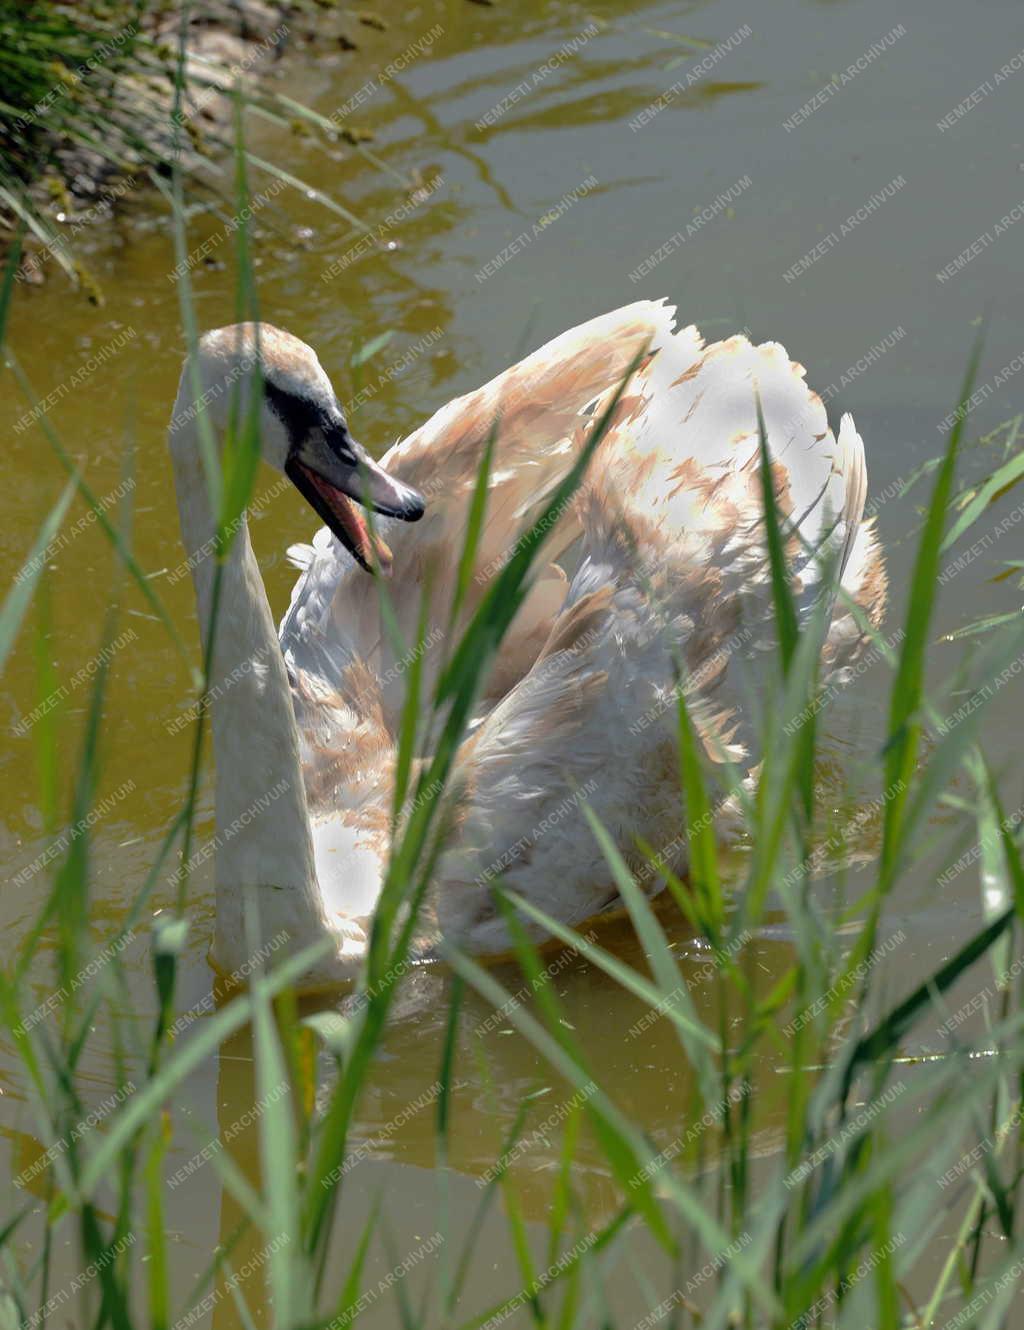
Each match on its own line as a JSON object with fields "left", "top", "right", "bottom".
{"left": 269, "top": 376, "right": 424, "bottom": 572}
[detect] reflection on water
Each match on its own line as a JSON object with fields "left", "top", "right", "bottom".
{"left": 3, "top": 0, "right": 1024, "bottom": 1322}
{"left": 195, "top": 916, "right": 803, "bottom": 1327}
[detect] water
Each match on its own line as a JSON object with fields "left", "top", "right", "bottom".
{"left": 3, "top": 0, "right": 1023, "bottom": 1322}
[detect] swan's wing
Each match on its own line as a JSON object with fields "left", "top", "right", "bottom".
{"left": 280, "top": 300, "right": 679, "bottom": 728}
{"left": 430, "top": 327, "right": 889, "bottom": 951}
{"left": 587, "top": 333, "right": 870, "bottom": 624}
{"left": 575, "top": 330, "right": 886, "bottom": 745}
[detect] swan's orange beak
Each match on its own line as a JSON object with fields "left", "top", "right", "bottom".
{"left": 286, "top": 429, "right": 425, "bottom": 576}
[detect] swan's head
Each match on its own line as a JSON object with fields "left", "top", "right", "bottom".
{"left": 175, "top": 322, "right": 425, "bottom": 573}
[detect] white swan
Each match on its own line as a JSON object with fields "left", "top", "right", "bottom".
{"left": 168, "top": 301, "right": 885, "bottom": 990}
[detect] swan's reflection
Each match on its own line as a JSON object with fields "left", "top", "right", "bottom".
{"left": 205, "top": 904, "right": 800, "bottom": 1328}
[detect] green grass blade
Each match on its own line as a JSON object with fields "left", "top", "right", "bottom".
{"left": 332, "top": 1201, "right": 379, "bottom": 1328}
{"left": 880, "top": 330, "right": 984, "bottom": 876}
{"left": 437, "top": 347, "right": 648, "bottom": 706}
{"left": 943, "top": 447, "right": 1024, "bottom": 550}
{"left": 447, "top": 418, "right": 497, "bottom": 632}
{"left": 756, "top": 392, "right": 799, "bottom": 672}
{"left": 674, "top": 682, "right": 724, "bottom": 936}
{"left": 841, "top": 907, "right": 1013, "bottom": 1099}
{"left": 504, "top": 889, "right": 718, "bottom": 1054}
{"left": 0, "top": 477, "right": 76, "bottom": 675}
{"left": 580, "top": 804, "right": 721, "bottom": 1105}
{"left": 392, "top": 590, "right": 430, "bottom": 822}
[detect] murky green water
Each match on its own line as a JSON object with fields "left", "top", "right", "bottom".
{"left": 3, "top": 0, "right": 1024, "bottom": 1322}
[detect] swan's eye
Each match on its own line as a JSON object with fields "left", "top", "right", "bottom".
{"left": 322, "top": 413, "right": 358, "bottom": 467}
{"left": 264, "top": 381, "right": 333, "bottom": 453}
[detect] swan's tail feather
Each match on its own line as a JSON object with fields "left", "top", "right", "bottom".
{"left": 589, "top": 331, "right": 863, "bottom": 599}
{"left": 562, "top": 319, "right": 887, "bottom": 771}
{"left": 823, "top": 516, "right": 889, "bottom": 673}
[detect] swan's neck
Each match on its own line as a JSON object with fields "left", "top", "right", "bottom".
{"left": 170, "top": 423, "right": 339, "bottom": 982}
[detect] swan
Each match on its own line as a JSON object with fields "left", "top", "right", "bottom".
{"left": 168, "top": 301, "right": 886, "bottom": 990}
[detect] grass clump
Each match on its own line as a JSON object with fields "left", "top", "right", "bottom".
{"left": 0, "top": 2, "right": 145, "bottom": 176}
{"left": 0, "top": 0, "right": 351, "bottom": 297}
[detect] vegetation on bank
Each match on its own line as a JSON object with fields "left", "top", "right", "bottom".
{"left": 0, "top": 0, "right": 358, "bottom": 298}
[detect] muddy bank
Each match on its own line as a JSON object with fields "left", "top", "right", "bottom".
{"left": 10, "top": 1, "right": 296, "bottom": 290}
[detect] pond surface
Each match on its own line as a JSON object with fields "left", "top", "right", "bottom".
{"left": 3, "top": 0, "right": 1024, "bottom": 1324}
